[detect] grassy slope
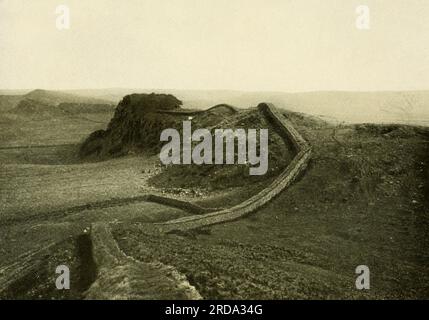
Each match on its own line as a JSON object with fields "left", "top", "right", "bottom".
{"left": 149, "top": 108, "right": 293, "bottom": 193}
{"left": 114, "top": 112, "right": 429, "bottom": 299}
{"left": 0, "top": 89, "right": 115, "bottom": 147}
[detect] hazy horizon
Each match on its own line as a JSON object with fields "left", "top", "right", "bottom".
{"left": 4, "top": 87, "right": 429, "bottom": 95}
{"left": 3, "top": 86, "right": 429, "bottom": 126}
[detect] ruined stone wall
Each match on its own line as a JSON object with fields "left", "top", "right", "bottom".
{"left": 259, "top": 103, "right": 310, "bottom": 153}
{"left": 85, "top": 222, "right": 202, "bottom": 300}
{"left": 156, "top": 104, "right": 239, "bottom": 116}
{"left": 157, "top": 103, "right": 312, "bottom": 233}
{"left": 145, "top": 194, "right": 220, "bottom": 214}
{"left": 0, "top": 103, "right": 310, "bottom": 298}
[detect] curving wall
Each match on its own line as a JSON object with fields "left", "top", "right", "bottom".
{"left": 85, "top": 222, "right": 202, "bottom": 299}
{"left": 145, "top": 194, "right": 221, "bottom": 214}
{"left": 156, "top": 104, "right": 239, "bottom": 116}
{"left": 156, "top": 103, "right": 312, "bottom": 233}
{"left": 0, "top": 103, "right": 311, "bottom": 297}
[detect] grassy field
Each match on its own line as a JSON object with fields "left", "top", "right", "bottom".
{"left": 0, "top": 92, "right": 428, "bottom": 299}
{"left": 149, "top": 108, "right": 293, "bottom": 193}
{"left": 114, "top": 113, "right": 429, "bottom": 299}
{"left": 0, "top": 112, "right": 113, "bottom": 147}
{"left": 0, "top": 102, "right": 284, "bottom": 298}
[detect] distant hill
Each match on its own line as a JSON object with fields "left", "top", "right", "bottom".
{"left": 12, "top": 98, "right": 115, "bottom": 116}
{"left": 0, "top": 89, "right": 114, "bottom": 113}
{"left": 2, "top": 88, "right": 429, "bottom": 126}
{"left": 66, "top": 89, "right": 429, "bottom": 126}
{"left": 7, "top": 90, "right": 115, "bottom": 117}
{"left": 24, "top": 89, "right": 112, "bottom": 106}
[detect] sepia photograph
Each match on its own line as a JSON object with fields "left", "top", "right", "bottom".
{"left": 0, "top": 0, "right": 428, "bottom": 307}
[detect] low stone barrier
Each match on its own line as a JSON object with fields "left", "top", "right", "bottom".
{"left": 259, "top": 103, "right": 310, "bottom": 152}
{"left": 85, "top": 222, "right": 202, "bottom": 300}
{"left": 156, "top": 104, "right": 238, "bottom": 116}
{"left": 0, "top": 103, "right": 311, "bottom": 297}
{"left": 156, "top": 103, "right": 312, "bottom": 233}
{"left": 145, "top": 194, "right": 221, "bottom": 214}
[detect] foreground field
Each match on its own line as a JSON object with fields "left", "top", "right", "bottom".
{"left": 0, "top": 91, "right": 428, "bottom": 299}
{"left": 0, "top": 150, "right": 193, "bottom": 262}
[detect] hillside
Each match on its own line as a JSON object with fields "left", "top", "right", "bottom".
{"left": 0, "top": 89, "right": 113, "bottom": 115}
{"left": 149, "top": 107, "right": 293, "bottom": 191}
{"left": 0, "top": 95, "right": 22, "bottom": 112}
{"left": 114, "top": 110, "right": 429, "bottom": 299}
{"left": 80, "top": 94, "right": 292, "bottom": 192}
{"left": 0, "top": 91, "right": 428, "bottom": 299}
{"left": 24, "top": 89, "right": 111, "bottom": 106}
{"left": 0, "top": 90, "right": 115, "bottom": 147}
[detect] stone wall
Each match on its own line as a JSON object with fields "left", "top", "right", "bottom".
{"left": 145, "top": 194, "right": 221, "bottom": 214}
{"left": 85, "top": 222, "right": 202, "bottom": 300}
{"left": 0, "top": 103, "right": 311, "bottom": 297}
{"left": 156, "top": 104, "right": 239, "bottom": 116}
{"left": 156, "top": 103, "right": 312, "bottom": 233}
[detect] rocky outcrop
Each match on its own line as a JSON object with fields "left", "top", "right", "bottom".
{"left": 79, "top": 93, "right": 184, "bottom": 158}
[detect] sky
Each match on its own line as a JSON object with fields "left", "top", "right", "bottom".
{"left": 1, "top": 0, "right": 429, "bottom": 92}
